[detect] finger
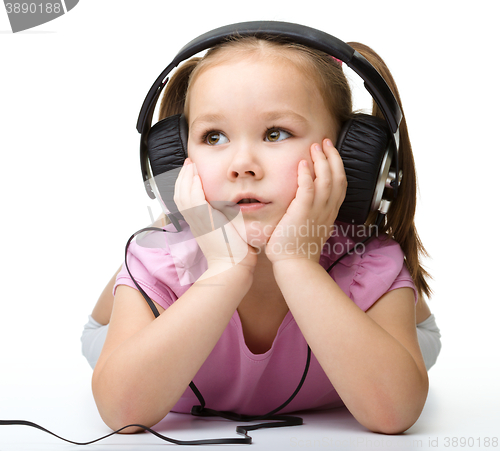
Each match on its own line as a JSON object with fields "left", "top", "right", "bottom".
{"left": 323, "top": 139, "right": 346, "bottom": 188}
{"left": 174, "top": 158, "right": 191, "bottom": 191}
{"left": 292, "top": 159, "right": 315, "bottom": 211}
{"left": 322, "top": 139, "right": 347, "bottom": 209}
{"left": 173, "top": 159, "right": 188, "bottom": 208}
{"left": 174, "top": 159, "right": 196, "bottom": 210}
{"left": 311, "top": 142, "right": 333, "bottom": 208}
{"left": 189, "top": 163, "right": 206, "bottom": 205}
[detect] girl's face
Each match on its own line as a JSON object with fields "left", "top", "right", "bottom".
{"left": 186, "top": 55, "right": 337, "bottom": 249}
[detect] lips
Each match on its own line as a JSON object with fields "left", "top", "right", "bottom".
{"left": 232, "top": 194, "right": 269, "bottom": 205}
{"left": 238, "top": 198, "right": 261, "bottom": 204}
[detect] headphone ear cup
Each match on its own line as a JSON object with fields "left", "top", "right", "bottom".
{"left": 148, "top": 113, "right": 188, "bottom": 174}
{"left": 147, "top": 113, "right": 188, "bottom": 219}
{"left": 336, "top": 114, "right": 390, "bottom": 224}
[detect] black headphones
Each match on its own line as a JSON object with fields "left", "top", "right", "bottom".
{"left": 137, "top": 21, "right": 402, "bottom": 227}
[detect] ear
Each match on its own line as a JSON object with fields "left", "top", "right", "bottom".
{"left": 335, "top": 114, "right": 390, "bottom": 224}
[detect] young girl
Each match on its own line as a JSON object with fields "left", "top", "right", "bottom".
{"left": 83, "top": 28, "right": 441, "bottom": 435}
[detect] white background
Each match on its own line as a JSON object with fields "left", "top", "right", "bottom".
{"left": 1, "top": 1, "right": 499, "bottom": 450}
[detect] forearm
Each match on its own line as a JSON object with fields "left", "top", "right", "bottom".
{"left": 273, "top": 259, "right": 428, "bottom": 434}
{"left": 92, "top": 265, "right": 252, "bottom": 431}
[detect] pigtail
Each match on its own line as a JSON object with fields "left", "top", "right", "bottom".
{"left": 348, "top": 42, "right": 432, "bottom": 301}
{"left": 158, "top": 57, "right": 201, "bottom": 120}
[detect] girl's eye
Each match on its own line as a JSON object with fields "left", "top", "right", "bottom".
{"left": 265, "top": 129, "right": 291, "bottom": 142}
{"left": 204, "top": 132, "right": 229, "bottom": 146}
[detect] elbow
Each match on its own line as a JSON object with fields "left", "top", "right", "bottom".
{"left": 93, "top": 394, "right": 169, "bottom": 435}
{"left": 366, "top": 414, "right": 419, "bottom": 436}
{"left": 362, "top": 375, "right": 429, "bottom": 435}
{"left": 96, "top": 404, "right": 155, "bottom": 435}
{"left": 102, "top": 420, "right": 148, "bottom": 436}
{"left": 361, "top": 399, "right": 426, "bottom": 435}
{"left": 91, "top": 368, "right": 168, "bottom": 434}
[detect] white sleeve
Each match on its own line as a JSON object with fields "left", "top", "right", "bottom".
{"left": 80, "top": 315, "right": 109, "bottom": 370}
{"left": 416, "top": 313, "right": 442, "bottom": 371}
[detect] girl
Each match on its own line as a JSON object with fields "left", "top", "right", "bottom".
{"left": 83, "top": 27, "right": 441, "bottom": 435}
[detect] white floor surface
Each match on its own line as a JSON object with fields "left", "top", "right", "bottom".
{"left": 1, "top": 364, "right": 498, "bottom": 451}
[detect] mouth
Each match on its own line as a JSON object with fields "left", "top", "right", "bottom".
{"left": 232, "top": 194, "right": 270, "bottom": 205}
{"left": 227, "top": 195, "right": 270, "bottom": 213}
{"left": 237, "top": 198, "right": 262, "bottom": 205}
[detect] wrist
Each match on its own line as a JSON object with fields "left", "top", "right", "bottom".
{"left": 198, "top": 262, "right": 254, "bottom": 290}
{"left": 272, "top": 258, "right": 331, "bottom": 295}
{"left": 272, "top": 257, "right": 321, "bottom": 276}
{"left": 265, "top": 238, "right": 323, "bottom": 266}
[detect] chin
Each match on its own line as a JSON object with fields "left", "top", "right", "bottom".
{"left": 243, "top": 230, "right": 265, "bottom": 247}
{"left": 243, "top": 221, "right": 274, "bottom": 247}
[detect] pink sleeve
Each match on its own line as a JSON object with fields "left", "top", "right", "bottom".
{"left": 113, "top": 243, "right": 178, "bottom": 310}
{"left": 328, "top": 236, "right": 418, "bottom": 312}
{"left": 112, "top": 226, "right": 207, "bottom": 311}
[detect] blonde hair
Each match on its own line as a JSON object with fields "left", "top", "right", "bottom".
{"left": 158, "top": 36, "right": 432, "bottom": 300}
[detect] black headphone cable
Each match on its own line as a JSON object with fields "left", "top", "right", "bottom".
{"left": 0, "top": 216, "right": 384, "bottom": 445}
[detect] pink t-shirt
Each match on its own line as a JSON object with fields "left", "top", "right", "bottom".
{"left": 114, "top": 221, "right": 417, "bottom": 416}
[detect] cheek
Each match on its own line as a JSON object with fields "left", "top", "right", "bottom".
{"left": 195, "top": 163, "right": 224, "bottom": 201}
{"left": 188, "top": 146, "right": 226, "bottom": 201}
{"left": 274, "top": 160, "right": 303, "bottom": 203}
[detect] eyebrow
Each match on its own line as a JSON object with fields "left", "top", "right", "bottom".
{"left": 260, "top": 110, "right": 308, "bottom": 123}
{"left": 190, "top": 113, "right": 226, "bottom": 129}
{"left": 191, "top": 110, "right": 308, "bottom": 129}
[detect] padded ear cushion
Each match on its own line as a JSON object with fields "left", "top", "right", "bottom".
{"left": 336, "top": 114, "right": 390, "bottom": 224}
{"left": 147, "top": 114, "right": 188, "bottom": 216}
{"left": 148, "top": 113, "right": 188, "bottom": 176}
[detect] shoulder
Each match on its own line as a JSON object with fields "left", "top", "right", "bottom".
{"left": 320, "top": 222, "right": 404, "bottom": 269}
{"left": 113, "top": 221, "right": 208, "bottom": 308}
{"left": 320, "top": 224, "right": 417, "bottom": 311}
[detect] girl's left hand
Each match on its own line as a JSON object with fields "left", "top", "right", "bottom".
{"left": 265, "top": 139, "right": 347, "bottom": 265}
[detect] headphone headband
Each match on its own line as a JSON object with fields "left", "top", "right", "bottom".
{"left": 137, "top": 21, "right": 402, "bottom": 135}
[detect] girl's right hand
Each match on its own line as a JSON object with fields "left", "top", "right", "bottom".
{"left": 173, "top": 158, "right": 257, "bottom": 276}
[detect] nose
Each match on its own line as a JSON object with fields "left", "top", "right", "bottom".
{"left": 227, "top": 145, "right": 263, "bottom": 180}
